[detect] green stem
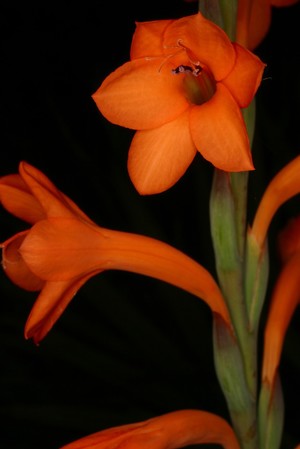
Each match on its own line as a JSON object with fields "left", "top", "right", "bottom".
{"left": 210, "top": 170, "right": 258, "bottom": 449}
{"left": 209, "top": 170, "right": 255, "bottom": 379}
{"left": 198, "top": 0, "right": 238, "bottom": 40}
{"left": 197, "top": 4, "right": 264, "bottom": 448}
{"left": 213, "top": 317, "right": 258, "bottom": 449}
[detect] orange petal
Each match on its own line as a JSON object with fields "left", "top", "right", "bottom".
{"left": 0, "top": 174, "right": 45, "bottom": 223}
{"left": 277, "top": 216, "right": 300, "bottom": 263}
{"left": 190, "top": 83, "right": 254, "bottom": 171}
{"left": 236, "top": 0, "right": 252, "bottom": 47}
{"left": 130, "top": 19, "right": 174, "bottom": 59}
{"left": 20, "top": 218, "right": 104, "bottom": 281}
{"left": 1, "top": 232, "right": 44, "bottom": 291}
{"left": 92, "top": 58, "right": 189, "bottom": 130}
{"left": 222, "top": 43, "right": 266, "bottom": 108}
{"left": 127, "top": 112, "right": 197, "bottom": 194}
{"left": 19, "top": 162, "right": 93, "bottom": 223}
{"left": 251, "top": 156, "right": 300, "bottom": 248}
{"left": 248, "top": 0, "right": 271, "bottom": 50}
{"left": 262, "top": 252, "right": 300, "bottom": 386}
{"left": 163, "top": 13, "right": 236, "bottom": 81}
{"left": 21, "top": 217, "right": 231, "bottom": 325}
{"left": 236, "top": 0, "right": 271, "bottom": 50}
{"left": 60, "top": 409, "right": 240, "bottom": 449}
{"left": 24, "top": 273, "right": 98, "bottom": 343}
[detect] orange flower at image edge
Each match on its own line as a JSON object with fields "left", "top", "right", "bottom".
{"left": 237, "top": 0, "right": 299, "bottom": 50}
{"left": 60, "top": 409, "right": 240, "bottom": 449}
{"left": 183, "top": 0, "right": 299, "bottom": 50}
{"left": 248, "top": 155, "right": 300, "bottom": 391}
{"left": 262, "top": 215, "right": 300, "bottom": 388}
{"left": 93, "top": 13, "right": 265, "bottom": 194}
{"left": 0, "top": 162, "right": 230, "bottom": 344}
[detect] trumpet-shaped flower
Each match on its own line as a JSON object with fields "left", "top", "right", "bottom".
{"left": 92, "top": 13, "right": 265, "bottom": 194}
{"left": 262, "top": 216, "right": 300, "bottom": 387}
{"left": 237, "top": 0, "right": 299, "bottom": 50}
{"left": 59, "top": 409, "right": 240, "bottom": 449}
{"left": 0, "top": 162, "right": 230, "bottom": 343}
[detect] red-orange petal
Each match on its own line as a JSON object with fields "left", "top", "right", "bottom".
{"left": 236, "top": 0, "right": 252, "bottom": 48}
{"left": 248, "top": 0, "right": 271, "bottom": 50}
{"left": 239, "top": 0, "right": 298, "bottom": 50}
{"left": 190, "top": 83, "right": 254, "bottom": 171}
{"left": 19, "top": 162, "right": 93, "bottom": 224}
{"left": 20, "top": 217, "right": 231, "bottom": 325}
{"left": 24, "top": 273, "right": 98, "bottom": 343}
{"left": 251, "top": 156, "right": 300, "bottom": 248}
{"left": 222, "top": 43, "right": 266, "bottom": 108}
{"left": 127, "top": 112, "right": 197, "bottom": 194}
{"left": 277, "top": 216, "right": 300, "bottom": 263}
{"left": 163, "top": 13, "right": 236, "bottom": 81}
{"left": 92, "top": 58, "right": 189, "bottom": 130}
{"left": 60, "top": 409, "right": 240, "bottom": 449}
{"left": 1, "top": 232, "right": 44, "bottom": 291}
{"left": 0, "top": 174, "right": 45, "bottom": 224}
{"left": 262, "top": 252, "right": 300, "bottom": 386}
{"left": 130, "top": 19, "right": 174, "bottom": 59}
{"left": 20, "top": 218, "right": 104, "bottom": 281}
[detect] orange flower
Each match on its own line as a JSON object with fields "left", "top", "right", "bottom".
{"left": 59, "top": 409, "right": 240, "bottom": 449}
{"left": 249, "top": 157, "right": 300, "bottom": 389}
{"left": 262, "top": 217, "right": 300, "bottom": 387}
{"left": 0, "top": 162, "right": 230, "bottom": 343}
{"left": 92, "top": 13, "right": 265, "bottom": 194}
{"left": 237, "top": 0, "right": 299, "bottom": 50}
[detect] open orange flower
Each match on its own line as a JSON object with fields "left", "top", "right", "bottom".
{"left": 262, "top": 216, "right": 300, "bottom": 388}
{"left": 93, "top": 13, "right": 265, "bottom": 194}
{"left": 60, "top": 409, "right": 240, "bottom": 449}
{"left": 237, "top": 0, "right": 299, "bottom": 50}
{"left": 0, "top": 162, "right": 230, "bottom": 344}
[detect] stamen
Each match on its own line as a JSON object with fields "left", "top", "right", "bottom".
{"left": 172, "top": 65, "right": 193, "bottom": 75}
{"left": 172, "top": 64, "right": 203, "bottom": 77}
{"left": 157, "top": 48, "right": 184, "bottom": 73}
{"left": 177, "top": 40, "right": 201, "bottom": 67}
{"left": 159, "top": 41, "right": 201, "bottom": 75}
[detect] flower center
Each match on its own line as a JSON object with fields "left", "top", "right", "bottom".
{"left": 172, "top": 64, "right": 216, "bottom": 105}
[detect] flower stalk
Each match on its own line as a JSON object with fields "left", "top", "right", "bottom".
{"left": 198, "top": 0, "right": 238, "bottom": 40}
{"left": 213, "top": 316, "right": 257, "bottom": 449}
{"left": 209, "top": 169, "right": 258, "bottom": 449}
{"left": 258, "top": 375, "right": 284, "bottom": 449}
{"left": 207, "top": 5, "right": 262, "bottom": 444}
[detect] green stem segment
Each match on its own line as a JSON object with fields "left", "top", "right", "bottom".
{"left": 199, "top": 4, "right": 277, "bottom": 449}
{"left": 210, "top": 169, "right": 258, "bottom": 449}
{"left": 198, "top": 0, "right": 238, "bottom": 40}
{"left": 213, "top": 316, "right": 257, "bottom": 449}
{"left": 258, "top": 375, "right": 284, "bottom": 449}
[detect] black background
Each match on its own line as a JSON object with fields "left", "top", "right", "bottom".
{"left": 1, "top": 1, "right": 300, "bottom": 448}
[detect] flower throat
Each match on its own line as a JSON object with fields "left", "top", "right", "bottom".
{"left": 172, "top": 63, "right": 216, "bottom": 105}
